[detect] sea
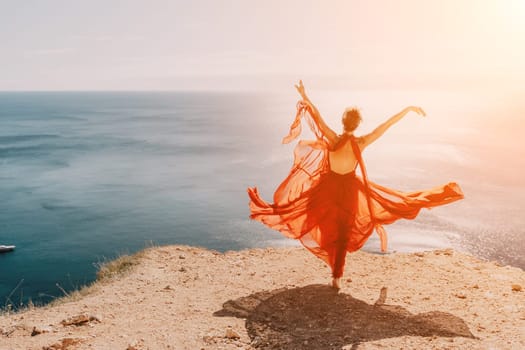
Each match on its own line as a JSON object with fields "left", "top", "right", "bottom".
{"left": 1, "top": 89, "right": 524, "bottom": 309}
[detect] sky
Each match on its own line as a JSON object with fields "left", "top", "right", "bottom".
{"left": 1, "top": 0, "right": 524, "bottom": 91}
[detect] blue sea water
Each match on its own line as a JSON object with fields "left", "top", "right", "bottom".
{"left": 1, "top": 90, "right": 524, "bottom": 309}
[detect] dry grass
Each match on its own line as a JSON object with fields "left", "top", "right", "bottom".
{"left": 95, "top": 250, "right": 146, "bottom": 281}
{"left": 47, "top": 249, "right": 149, "bottom": 308}
{"left": 47, "top": 283, "right": 99, "bottom": 308}
{"left": 48, "top": 248, "right": 149, "bottom": 307}
{"left": 2, "top": 245, "right": 154, "bottom": 314}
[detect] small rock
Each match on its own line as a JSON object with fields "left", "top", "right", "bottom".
{"left": 225, "top": 327, "right": 240, "bottom": 339}
{"left": 127, "top": 339, "right": 144, "bottom": 350}
{"left": 179, "top": 267, "right": 187, "bottom": 272}
{"left": 1, "top": 326, "right": 16, "bottom": 337}
{"left": 89, "top": 314, "right": 101, "bottom": 323}
{"left": 511, "top": 284, "right": 522, "bottom": 292}
{"left": 454, "top": 293, "right": 467, "bottom": 299}
{"left": 414, "top": 252, "right": 425, "bottom": 257}
{"left": 61, "top": 314, "right": 90, "bottom": 326}
{"left": 43, "top": 337, "right": 82, "bottom": 350}
{"left": 179, "top": 255, "right": 186, "bottom": 259}
{"left": 62, "top": 338, "right": 81, "bottom": 348}
{"left": 203, "top": 335, "right": 217, "bottom": 344}
{"left": 43, "top": 342, "right": 62, "bottom": 350}
{"left": 251, "top": 336, "right": 262, "bottom": 346}
{"left": 31, "top": 325, "right": 52, "bottom": 336}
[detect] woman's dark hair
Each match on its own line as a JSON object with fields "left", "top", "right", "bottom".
{"left": 342, "top": 107, "right": 362, "bottom": 132}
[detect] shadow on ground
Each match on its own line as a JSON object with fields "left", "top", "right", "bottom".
{"left": 214, "top": 284, "right": 475, "bottom": 349}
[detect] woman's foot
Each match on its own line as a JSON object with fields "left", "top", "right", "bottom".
{"left": 331, "top": 277, "right": 342, "bottom": 290}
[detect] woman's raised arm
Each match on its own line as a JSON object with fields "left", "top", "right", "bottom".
{"left": 294, "top": 80, "right": 338, "bottom": 145}
{"left": 360, "top": 106, "right": 426, "bottom": 149}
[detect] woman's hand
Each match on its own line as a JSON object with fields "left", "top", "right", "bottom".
{"left": 294, "top": 80, "right": 308, "bottom": 100}
{"left": 405, "top": 106, "right": 426, "bottom": 117}
{"left": 361, "top": 105, "right": 427, "bottom": 149}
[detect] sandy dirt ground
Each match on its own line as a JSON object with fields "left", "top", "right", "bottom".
{"left": 1, "top": 245, "right": 524, "bottom": 349}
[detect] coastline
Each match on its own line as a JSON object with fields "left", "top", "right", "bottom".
{"left": 0, "top": 245, "right": 523, "bottom": 349}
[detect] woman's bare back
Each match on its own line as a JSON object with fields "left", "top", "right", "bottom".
{"left": 328, "top": 138, "right": 358, "bottom": 175}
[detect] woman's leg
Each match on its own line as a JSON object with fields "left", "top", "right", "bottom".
{"left": 332, "top": 242, "right": 347, "bottom": 278}
{"left": 331, "top": 222, "right": 349, "bottom": 289}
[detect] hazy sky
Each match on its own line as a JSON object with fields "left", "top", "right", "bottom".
{"left": 1, "top": 0, "right": 524, "bottom": 90}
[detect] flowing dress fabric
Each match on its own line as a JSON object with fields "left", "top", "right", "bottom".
{"left": 247, "top": 101, "right": 464, "bottom": 277}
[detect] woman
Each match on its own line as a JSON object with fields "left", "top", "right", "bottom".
{"left": 247, "top": 80, "right": 464, "bottom": 289}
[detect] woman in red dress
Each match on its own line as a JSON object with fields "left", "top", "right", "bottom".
{"left": 247, "top": 80, "right": 464, "bottom": 289}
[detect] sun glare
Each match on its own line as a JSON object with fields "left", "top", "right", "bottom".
{"left": 506, "top": 0, "right": 525, "bottom": 32}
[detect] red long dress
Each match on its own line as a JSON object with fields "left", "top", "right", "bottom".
{"left": 247, "top": 101, "right": 464, "bottom": 277}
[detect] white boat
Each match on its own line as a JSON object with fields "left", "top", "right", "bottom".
{"left": 0, "top": 245, "right": 15, "bottom": 253}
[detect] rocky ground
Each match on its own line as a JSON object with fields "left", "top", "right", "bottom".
{"left": 0, "top": 245, "right": 524, "bottom": 349}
